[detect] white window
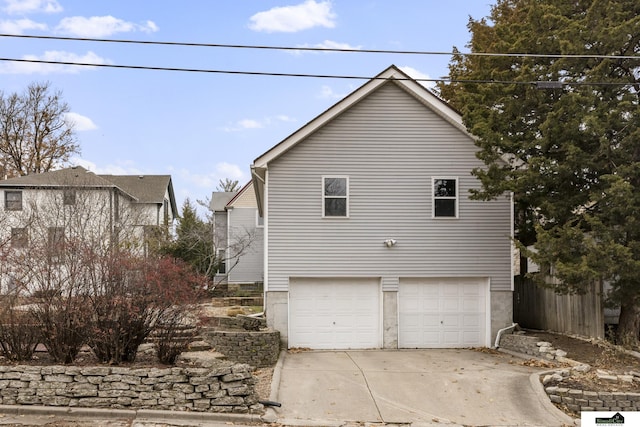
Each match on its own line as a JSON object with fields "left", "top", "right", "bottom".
{"left": 433, "top": 178, "right": 458, "bottom": 218}
{"left": 322, "top": 176, "right": 349, "bottom": 217}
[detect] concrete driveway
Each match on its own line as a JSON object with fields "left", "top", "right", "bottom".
{"left": 271, "top": 349, "right": 575, "bottom": 426}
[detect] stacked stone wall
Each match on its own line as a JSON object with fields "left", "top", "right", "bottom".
{"left": 203, "top": 329, "right": 280, "bottom": 368}
{"left": 0, "top": 362, "right": 262, "bottom": 414}
{"left": 498, "top": 333, "right": 567, "bottom": 360}
{"left": 545, "top": 386, "right": 640, "bottom": 413}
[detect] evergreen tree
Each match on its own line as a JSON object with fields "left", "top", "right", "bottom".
{"left": 438, "top": 0, "right": 640, "bottom": 345}
{"left": 165, "top": 199, "right": 216, "bottom": 280}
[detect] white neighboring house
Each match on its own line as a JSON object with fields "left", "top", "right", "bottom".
{"left": 0, "top": 166, "right": 177, "bottom": 293}
{"left": 251, "top": 65, "right": 514, "bottom": 350}
{"left": 210, "top": 181, "right": 264, "bottom": 291}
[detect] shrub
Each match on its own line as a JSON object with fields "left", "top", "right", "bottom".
{"left": 155, "top": 309, "right": 198, "bottom": 365}
{"left": 86, "top": 255, "right": 205, "bottom": 365}
{"left": 29, "top": 295, "right": 90, "bottom": 364}
{"left": 0, "top": 301, "right": 40, "bottom": 362}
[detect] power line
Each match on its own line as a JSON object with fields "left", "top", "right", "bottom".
{"left": 2, "top": 33, "right": 640, "bottom": 61}
{"left": 0, "top": 56, "right": 444, "bottom": 81}
{"left": 0, "top": 56, "right": 634, "bottom": 87}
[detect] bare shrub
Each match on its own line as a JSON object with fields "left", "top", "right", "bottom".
{"left": 86, "top": 255, "right": 204, "bottom": 365}
{"left": 155, "top": 309, "right": 198, "bottom": 365}
{"left": 0, "top": 296, "right": 40, "bottom": 361}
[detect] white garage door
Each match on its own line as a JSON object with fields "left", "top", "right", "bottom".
{"left": 289, "top": 278, "right": 381, "bottom": 349}
{"left": 399, "top": 278, "right": 488, "bottom": 348}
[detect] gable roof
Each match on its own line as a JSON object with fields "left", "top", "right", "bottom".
{"left": 250, "top": 64, "right": 471, "bottom": 214}
{"left": 0, "top": 166, "right": 178, "bottom": 215}
{"left": 0, "top": 166, "right": 119, "bottom": 189}
{"left": 210, "top": 191, "right": 237, "bottom": 212}
{"left": 100, "top": 174, "right": 177, "bottom": 214}
{"left": 226, "top": 181, "right": 255, "bottom": 208}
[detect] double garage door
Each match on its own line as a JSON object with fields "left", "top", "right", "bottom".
{"left": 288, "top": 277, "right": 488, "bottom": 349}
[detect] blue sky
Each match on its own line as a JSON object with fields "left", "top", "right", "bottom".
{"left": 0, "top": 0, "right": 493, "bottom": 212}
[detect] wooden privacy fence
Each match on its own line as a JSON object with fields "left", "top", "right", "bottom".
{"left": 513, "top": 276, "right": 604, "bottom": 339}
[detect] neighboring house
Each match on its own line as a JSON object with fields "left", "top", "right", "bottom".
{"left": 210, "top": 181, "right": 264, "bottom": 289}
{"left": 0, "top": 166, "right": 177, "bottom": 288}
{"left": 251, "top": 65, "right": 514, "bottom": 350}
{"left": 98, "top": 173, "right": 177, "bottom": 232}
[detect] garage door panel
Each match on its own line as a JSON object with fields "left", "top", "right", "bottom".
{"left": 399, "top": 278, "right": 488, "bottom": 348}
{"left": 289, "top": 278, "right": 380, "bottom": 349}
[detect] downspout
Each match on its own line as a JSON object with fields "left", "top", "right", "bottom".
{"left": 494, "top": 323, "right": 518, "bottom": 348}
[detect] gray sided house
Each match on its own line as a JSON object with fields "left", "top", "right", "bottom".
{"left": 211, "top": 181, "right": 264, "bottom": 289}
{"left": 251, "top": 65, "right": 514, "bottom": 349}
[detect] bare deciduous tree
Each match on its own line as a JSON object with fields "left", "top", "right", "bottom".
{"left": 216, "top": 178, "right": 240, "bottom": 192}
{"left": 0, "top": 82, "right": 80, "bottom": 178}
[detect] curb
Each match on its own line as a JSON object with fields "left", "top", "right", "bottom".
{"left": 497, "top": 347, "right": 578, "bottom": 426}
{"left": 529, "top": 371, "right": 577, "bottom": 426}
{"left": 262, "top": 348, "right": 287, "bottom": 423}
{"left": 0, "top": 404, "right": 271, "bottom": 425}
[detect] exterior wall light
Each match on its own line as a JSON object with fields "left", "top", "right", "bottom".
{"left": 384, "top": 239, "right": 397, "bottom": 248}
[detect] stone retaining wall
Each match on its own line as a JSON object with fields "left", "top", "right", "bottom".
{"left": 545, "top": 386, "right": 640, "bottom": 413}
{"left": 202, "top": 329, "right": 280, "bottom": 368}
{"left": 0, "top": 362, "right": 262, "bottom": 414}
{"left": 498, "top": 333, "right": 567, "bottom": 360}
{"left": 204, "top": 316, "right": 266, "bottom": 331}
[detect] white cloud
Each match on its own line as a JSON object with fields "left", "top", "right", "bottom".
{"left": 319, "top": 85, "right": 345, "bottom": 100}
{"left": 143, "top": 20, "right": 158, "bottom": 33}
{"left": 0, "top": 50, "right": 109, "bottom": 74}
{"left": 63, "top": 112, "right": 98, "bottom": 131}
{"left": 238, "top": 119, "right": 264, "bottom": 130}
{"left": 215, "top": 162, "right": 245, "bottom": 181}
{"left": 169, "top": 163, "right": 248, "bottom": 214}
{"left": 399, "top": 66, "right": 435, "bottom": 89}
{"left": 222, "top": 116, "right": 295, "bottom": 132}
{"left": 0, "top": 18, "right": 48, "bottom": 34}
{"left": 249, "top": 0, "right": 336, "bottom": 33}
{"left": 174, "top": 163, "right": 246, "bottom": 195}
{"left": 295, "top": 39, "right": 361, "bottom": 53}
{"left": 56, "top": 15, "right": 159, "bottom": 37}
{"left": 71, "top": 158, "right": 144, "bottom": 176}
{"left": 3, "top": 0, "right": 62, "bottom": 14}
{"left": 275, "top": 115, "right": 296, "bottom": 122}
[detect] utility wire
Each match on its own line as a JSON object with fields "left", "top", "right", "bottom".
{"left": 0, "top": 57, "right": 635, "bottom": 87}
{"left": 2, "top": 33, "right": 640, "bottom": 61}
{"left": 4, "top": 56, "right": 638, "bottom": 87}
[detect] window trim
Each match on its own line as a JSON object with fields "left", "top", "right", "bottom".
{"left": 322, "top": 176, "right": 349, "bottom": 218}
{"left": 4, "top": 190, "right": 23, "bottom": 211}
{"left": 432, "top": 177, "right": 459, "bottom": 219}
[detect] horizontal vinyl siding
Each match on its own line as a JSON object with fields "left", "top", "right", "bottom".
{"left": 231, "top": 182, "right": 257, "bottom": 208}
{"left": 228, "top": 207, "right": 264, "bottom": 283}
{"left": 267, "top": 82, "right": 512, "bottom": 291}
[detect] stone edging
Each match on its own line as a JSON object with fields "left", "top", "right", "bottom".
{"left": 541, "top": 367, "right": 640, "bottom": 414}
{"left": 544, "top": 383, "right": 640, "bottom": 413}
